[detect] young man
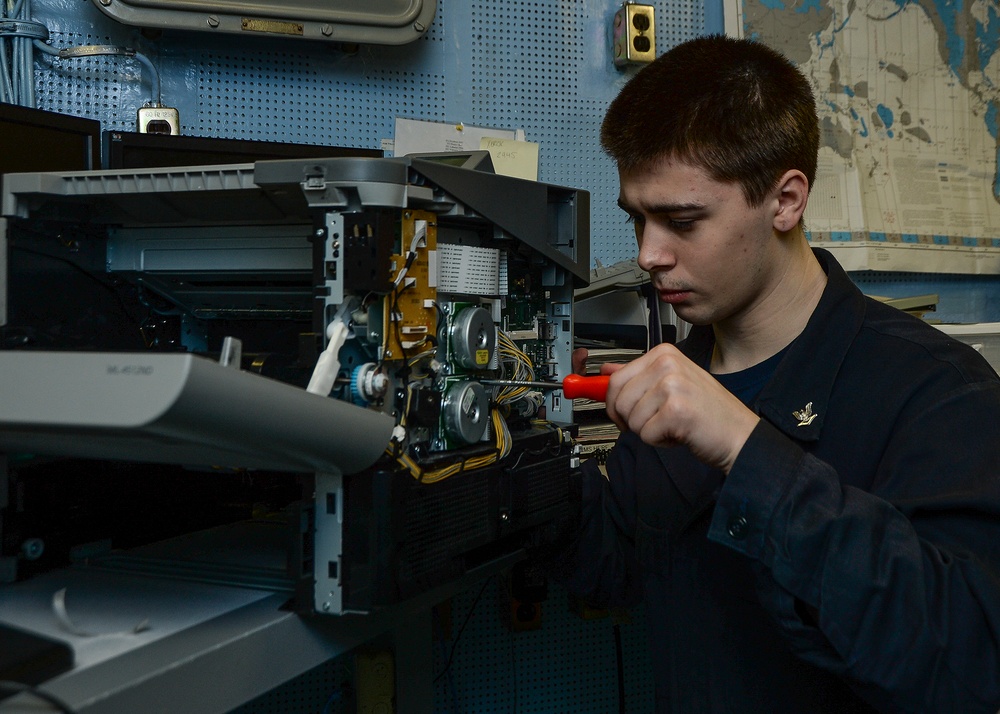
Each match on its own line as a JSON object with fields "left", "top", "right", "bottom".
{"left": 562, "top": 35, "right": 1000, "bottom": 712}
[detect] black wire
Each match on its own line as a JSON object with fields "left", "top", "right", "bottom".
{"left": 433, "top": 606, "right": 458, "bottom": 714}
{"left": 9, "top": 244, "right": 139, "bottom": 324}
{"left": 0, "top": 680, "right": 78, "bottom": 713}
{"left": 433, "top": 575, "right": 492, "bottom": 684}
{"left": 614, "top": 623, "right": 626, "bottom": 714}
{"left": 391, "top": 289, "right": 405, "bottom": 361}
{"left": 377, "top": 282, "right": 414, "bottom": 371}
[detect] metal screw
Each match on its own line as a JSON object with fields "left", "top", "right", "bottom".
{"left": 98, "top": 0, "right": 111, "bottom": 6}
{"left": 207, "top": 15, "right": 220, "bottom": 27}
{"left": 322, "top": 601, "right": 331, "bottom": 611}
{"left": 500, "top": 511, "right": 510, "bottom": 522}
{"left": 414, "top": 21, "right": 425, "bottom": 32}
{"left": 321, "top": 24, "right": 333, "bottom": 36}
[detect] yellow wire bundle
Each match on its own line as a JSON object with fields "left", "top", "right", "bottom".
{"left": 386, "top": 328, "right": 532, "bottom": 483}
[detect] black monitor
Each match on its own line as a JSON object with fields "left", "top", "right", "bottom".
{"left": 103, "top": 131, "right": 382, "bottom": 170}
{"left": 0, "top": 103, "right": 101, "bottom": 190}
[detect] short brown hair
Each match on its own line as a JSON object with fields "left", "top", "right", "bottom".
{"left": 601, "top": 35, "right": 819, "bottom": 207}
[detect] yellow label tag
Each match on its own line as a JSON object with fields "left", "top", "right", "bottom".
{"left": 476, "top": 349, "right": 489, "bottom": 365}
{"left": 242, "top": 17, "right": 304, "bottom": 35}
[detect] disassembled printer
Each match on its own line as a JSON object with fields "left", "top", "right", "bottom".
{"left": 0, "top": 152, "right": 589, "bottom": 614}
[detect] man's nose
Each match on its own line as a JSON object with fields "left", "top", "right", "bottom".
{"left": 637, "top": 228, "right": 675, "bottom": 273}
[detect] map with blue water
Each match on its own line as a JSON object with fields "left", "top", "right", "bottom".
{"left": 745, "top": 0, "right": 1000, "bottom": 271}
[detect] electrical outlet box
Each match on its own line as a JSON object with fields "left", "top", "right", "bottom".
{"left": 137, "top": 104, "right": 180, "bottom": 135}
{"left": 355, "top": 649, "right": 394, "bottom": 712}
{"left": 613, "top": 2, "right": 655, "bottom": 68}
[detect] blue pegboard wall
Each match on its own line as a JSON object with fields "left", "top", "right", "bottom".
{"left": 30, "top": 0, "right": 707, "bottom": 270}
{"left": 430, "top": 578, "right": 654, "bottom": 714}
{"left": 847, "top": 271, "right": 1000, "bottom": 324}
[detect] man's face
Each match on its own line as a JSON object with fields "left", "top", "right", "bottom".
{"left": 617, "top": 156, "right": 783, "bottom": 328}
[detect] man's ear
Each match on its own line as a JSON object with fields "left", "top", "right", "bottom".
{"left": 773, "top": 169, "right": 809, "bottom": 233}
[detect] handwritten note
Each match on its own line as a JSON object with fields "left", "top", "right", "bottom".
{"left": 393, "top": 117, "right": 516, "bottom": 157}
{"left": 480, "top": 136, "right": 539, "bottom": 181}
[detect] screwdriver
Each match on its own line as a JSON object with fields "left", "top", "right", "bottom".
{"left": 481, "top": 373, "right": 611, "bottom": 401}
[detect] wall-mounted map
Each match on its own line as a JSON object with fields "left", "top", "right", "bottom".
{"left": 745, "top": 0, "right": 1000, "bottom": 271}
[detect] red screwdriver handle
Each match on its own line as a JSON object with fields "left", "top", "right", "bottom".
{"left": 562, "top": 374, "right": 610, "bottom": 401}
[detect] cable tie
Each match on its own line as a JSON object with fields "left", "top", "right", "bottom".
{"left": 0, "top": 20, "right": 48, "bottom": 40}
{"left": 58, "top": 44, "right": 135, "bottom": 59}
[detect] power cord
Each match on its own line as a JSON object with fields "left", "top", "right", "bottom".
{"left": 0, "top": 0, "right": 45, "bottom": 105}
{"left": 432, "top": 575, "right": 493, "bottom": 684}
{"left": 433, "top": 605, "right": 459, "bottom": 714}
{"left": 34, "top": 42, "right": 160, "bottom": 104}
{"left": 0, "top": 0, "right": 160, "bottom": 109}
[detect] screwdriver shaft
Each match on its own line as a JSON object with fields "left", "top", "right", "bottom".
{"left": 481, "top": 380, "right": 562, "bottom": 389}
{"left": 481, "top": 374, "right": 610, "bottom": 401}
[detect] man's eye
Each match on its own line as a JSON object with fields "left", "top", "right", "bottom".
{"left": 667, "top": 218, "right": 695, "bottom": 231}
